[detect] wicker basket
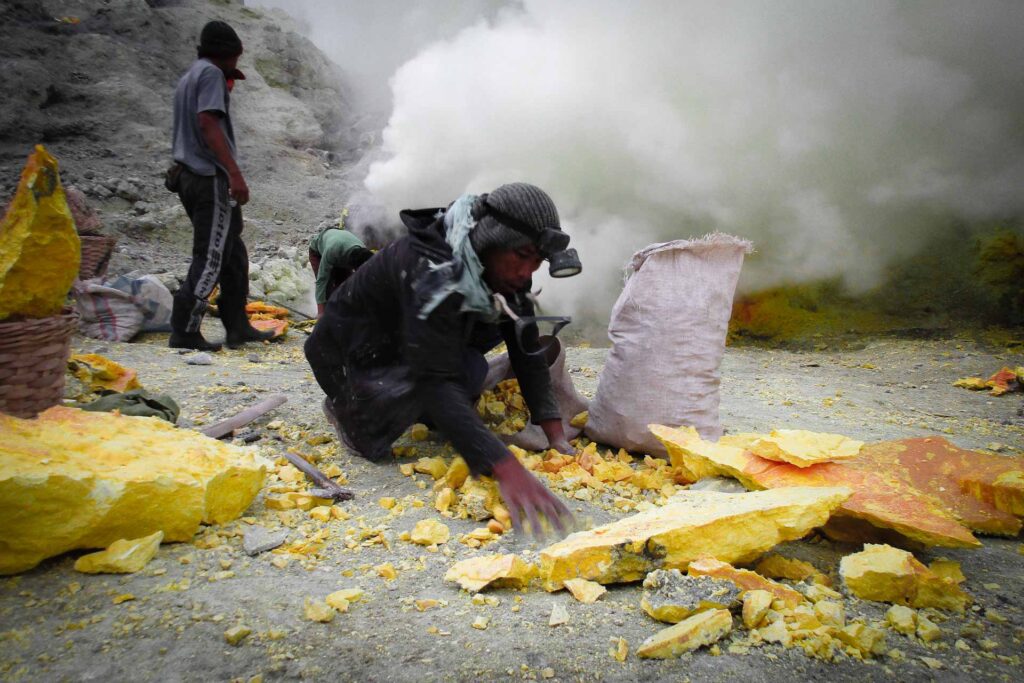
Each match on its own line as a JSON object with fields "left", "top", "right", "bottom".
{"left": 0, "top": 307, "right": 79, "bottom": 418}
{"left": 79, "top": 235, "right": 117, "bottom": 280}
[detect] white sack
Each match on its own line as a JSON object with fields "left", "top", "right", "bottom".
{"left": 585, "top": 234, "right": 752, "bottom": 455}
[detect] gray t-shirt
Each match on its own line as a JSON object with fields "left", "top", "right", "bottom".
{"left": 171, "top": 59, "right": 236, "bottom": 176}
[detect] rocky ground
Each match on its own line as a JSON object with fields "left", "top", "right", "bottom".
{"left": 1, "top": 327, "right": 1021, "bottom": 682}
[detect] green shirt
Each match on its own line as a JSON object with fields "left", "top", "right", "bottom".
{"left": 309, "top": 228, "right": 366, "bottom": 304}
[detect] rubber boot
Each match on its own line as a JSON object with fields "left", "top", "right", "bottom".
{"left": 168, "top": 331, "right": 222, "bottom": 352}
{"left": 488, "top": 336, "right": 589, "bottom": 451}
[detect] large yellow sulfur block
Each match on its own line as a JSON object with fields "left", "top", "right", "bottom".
{"left": 538, "top": 487, "right": 850, "bottom": 590}
{"left": 636, "top": 609, "right": 733, "bottom": 659}
{"left": 839, "top": 543, "right": 970, "bottom": 612}
{"left": 0, "top": 145, "right": 80, "bottom": 320}
{"left": 444, "top": 554, "right": 536, "bottom": 592}
{"left": 73, "top": 530, "right": 163, "bottom": 574}
{"left": 0, "top": 407, "right": 266, "bottom": 574}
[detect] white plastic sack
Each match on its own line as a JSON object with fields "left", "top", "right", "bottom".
{"left": 74, "top": 274, "right": 173, "bottom": 341}
{"left": 585, "top": 234, "right": 752, "bottom": 455}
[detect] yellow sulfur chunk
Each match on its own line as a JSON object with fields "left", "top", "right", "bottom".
{"left": 0, "top": 145, "right": 80, "bottom": 320}
{"left": 68, "top": 354, "right": 141, "bottom": 393}
{"left": 813, "top": 601, "right": 845, "bottom": 628}
{"left": 636, "top": 609, "right": 733, "bottom": 659}
{"left": 928, "top": 558, "right": 965, "bottom": 585}
{"left": 304, "top": 599, "right": 335, "bottom": 623}
{"left": 746, "top": 429, "right": 864, "bottom": 468}
{"left": 0, "top": 407, "right": 265, "bottom": 575}
{"left": 742, "top": 590, "right": 773, "bottom": 629}
{"left": 757, "top": 619, "right": 791, "bottom": 647}
{"left": 415, "top": 599, "right": 440, "bottom": 611}
{"left": 836, "top": 623, "right": 887, "bottom": 657}
{"left": 399, "top": 463, "right": 415, "bottom": 476}
{"left": 472, "top": 615, "right": 489, "bottom": 630}
{"left": 308, "top": 506, "right": 332, "bottom": 522}
{"left": 73, "top": 531, "right": 163, "bottom": 574}
{"left": 266, "top": 492, "right": 331, "bottom": 512}
{"left": 539, "top": 487, "right": 850, "bottom": 590}
{"left": 379, "top": 497, "right": 396, "bottom": 510}
{"left": 609, "top": 636, "right": 629, "bottom": 662}
{"left": 755, "top": 554, "right": 829, "bottom": 585}
{"left": 688, "top": 558, "right": 805, "bottom": 608}
{"left": 224, "top": 625, "right": 251, "bottom": 646}
{"left": 444, "top": 554, "right": 536, "bottom": 592}
{"left": 324, "top": 592, "right": 350, "bottom": 612}
{"left": 434, "top": 487, "right": 455, "bottom": 513}
{"left": 839, "top": 544, "right": 970, "bottom": 612}
{"left": 570, "top": 411, "right": 589, "bottom": 429}
{"left": 886, "top": 605, "right": 917, "bottom": 635}
{"left": 564, "top": 578, "right": 607, "bottom": 604}
{"left": 445, "top": 457, "right": 470, "bottom": 490}
{"left": 410, "top": 519, "right": 450, "bottom": 546}
{"left": 641, "top": 570, "right": 741, "bottom": 623}
{"left": 916, "top": 614, "right": 941, "bottom": 642}
{"left": 330, "top": 588, "right": 364, "bottom": 603}
{"left": 409, "top": 423, "right": 429, "bottom": 441}
{"left": 375, "top": 563, "right": 398, "bottom": 580}
{"left": 414, "top": 457, "right": 448, "bottom": 481}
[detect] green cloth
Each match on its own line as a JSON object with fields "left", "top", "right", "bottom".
{"left": 309, "top": 228, "right": 366, "bottom": 304}
{"left": 74, "top": 389, "right": 181, "bottom": 424}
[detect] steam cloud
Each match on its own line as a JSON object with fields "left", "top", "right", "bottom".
{"left": 256, "top": 0, "right": 1024, "bottom": 323}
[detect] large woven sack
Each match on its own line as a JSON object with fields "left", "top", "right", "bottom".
{"left": 74, "top": 274, "right": 173, "bottom": 341}
{"left": 585, "top": 234, "right": 752, "bottom": 455}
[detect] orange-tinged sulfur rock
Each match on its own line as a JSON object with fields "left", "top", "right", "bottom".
{"left": 755, "top": 554, "right": 829, "bottom": 585}
{"left": 245, "top": 301, "right": 289, "bottom": 319}
{"left": 687, "top": 558, "right": 805, "bottom": 608}
{"left": 563, "top": 578, "right": 607, "bottom": 603}
{"left": 0, "top": 407, "right": 265, "bottom": 575}
{"left": 0, "top": 145, "right": 80, "bottom": 320}
{"left": 735, "top": 430, "right": 863, "bottom": 467}
{"left": 855, "top": 438, "right": 1022, "bottom": 535}
{"left": 839, "top": 544, "right": 971, "bottom": 612}
{"left": 652, "top": 425, "right": 980, "bottom": 548}
{"left": 414, "top": 457, "right": 448, "bottom": 481}
{"left": 636, "top": 609, "right": 733, "bottom": 659}
{"left": 641, "top": 569, "right": 741, "bottom": 623}
{"left": 539, "top": 487, "right": 850, "bottom": 590}
{"left": 250, "top": 318, "right": 288, "bottom": 339}
{"left": 67, "top": 354, "right": 141, "bottom": 393}
{"left": 444, "top": 554, "right": 536, "bottom": 592}
{"left": 73, "top": 531, "right": 163, "bottom": 574}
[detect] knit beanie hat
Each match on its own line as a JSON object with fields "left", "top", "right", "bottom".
{"left": 469, "top": 183, "right": 563, "bottom": 256}
{"left": 198, "top": 20, "right": 243, "bottom": 59}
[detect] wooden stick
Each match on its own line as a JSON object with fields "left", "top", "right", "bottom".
{"left": 201, "top": 394, "right": 288, "bottom": 439}
{"left": 283, "top": 451, "right": 355, "bottom": 501}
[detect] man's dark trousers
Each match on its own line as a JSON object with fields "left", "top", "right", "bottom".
{"left": 170, "top": 167, "right": 250, "bottom": 334}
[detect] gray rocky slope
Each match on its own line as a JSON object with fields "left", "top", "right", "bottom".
{"left": 0, "top": 0, "right": 374, "bottom": 289}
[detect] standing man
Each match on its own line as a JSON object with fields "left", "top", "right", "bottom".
{"left": 167, "top": 20, "right": 273, "bottom": 351}
{"left": 308, "top": 224, "right": 374, "bottom": 318}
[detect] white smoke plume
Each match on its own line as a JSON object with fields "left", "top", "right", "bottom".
{"left": 255, "top": 0, "right": 1024, "bottom": 323}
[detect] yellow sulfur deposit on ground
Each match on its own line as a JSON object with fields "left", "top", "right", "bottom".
{"left": 636, "top": 609, "right": 733, "bottom": 659}
{"left": 742, "top": 590, "right": 773, "bottom": 629}
{"left": 839, "top": 544, "right": 971, "bottom": 612}
{"left": 755, "top": 554, "right": 830, "bottom": 585}
{"left": 0, "top": 406, "right": 266, "bottom": 574}
{"left": 444, "top": 554, "right": 537, "bottom": 592}
{"left": 73, "top": 530, "right": 163, "bottom": 574}
{"left": 538, "top": 487, "right": 850, "bottom": 590}
{"left": 0, "top": 145, "right": 80, "bottom": 321}
{"left": 729, "top": 430, "right": 863, "bottom": 467}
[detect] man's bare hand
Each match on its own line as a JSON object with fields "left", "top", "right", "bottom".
{"left": 492, "top": 455, "right": 574, "bottom": 540}
{"left": 229, "top": 171, "right": 249, "bottom": 206}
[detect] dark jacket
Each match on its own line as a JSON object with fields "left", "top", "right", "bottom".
{"left": 310, "top": 208, "right": 559, "bottom": 475}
